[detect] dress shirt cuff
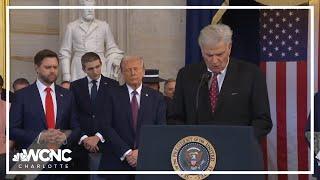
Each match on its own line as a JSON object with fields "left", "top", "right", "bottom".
{"left": 37, "top": 132, "right": 43, "bottom": 144}
{"left": 95, "top": 132, "right": 105, "bottom": 143}
{"left": 78, "top": 135, "right": 88, "bottom": 145}
{"left": 120, "top": 149, "right": 132, "bottom": 161}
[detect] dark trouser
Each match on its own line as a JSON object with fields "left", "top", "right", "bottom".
{"left": 88, "top": 153, "right": 103, "bottom": 180}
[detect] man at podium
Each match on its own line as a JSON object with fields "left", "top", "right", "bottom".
{"left": 173, "top": 24, "right": 272, "bottom": 139}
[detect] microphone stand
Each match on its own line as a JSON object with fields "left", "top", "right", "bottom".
{"left": 195, "top": 71, "right": 211, "bottom": 124}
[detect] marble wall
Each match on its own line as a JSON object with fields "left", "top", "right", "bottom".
{"left": 10, "top": 0, "right": 60, "bottom": 86}
{"left": 127, "top": 0, "right": 186, "bottom": 81}
{"left": 9, "top": 0, "right": 186, "bottom": 91}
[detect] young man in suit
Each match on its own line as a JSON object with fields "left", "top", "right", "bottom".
{"left": 70, "top": 52, "right": 118, "bottom": 178}
{"left": 173, "top": 24, "right": 272, "bottom": 139}
{"left": 9, "top": 49, "right": 80, "bottom": 177}
{"left": 99, "top": 56, "right": 166, "bottom": 180}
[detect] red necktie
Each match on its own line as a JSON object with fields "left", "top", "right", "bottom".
{"left": 131, "top": 90, "right": 138, "bottom": 132}
{"left": 209, "top": 73, "right": 219, "bottom": 112}
{"left": 45, "top": 87, "right": 55, "bottom": 129}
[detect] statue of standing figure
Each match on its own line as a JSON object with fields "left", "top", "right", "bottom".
{"left": 59, "top": 0, "right": 124, "bottom": 82}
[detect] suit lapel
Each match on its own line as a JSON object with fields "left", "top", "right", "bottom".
{"left": 197, "top": 62, "right": 214, "bottom": 121}
{"left": 79, "top": 19, "right": 88, "bottom": 33}
{"left": 215, "top": 60, "right": 237, "bottom": 114}
{"left": 86, "top": 20, "right": 98, "bottom": 37}
{"left": 96, "top": 76, "right": 108, "bottom": 101}
{"left": 137, "top": 86, "right": 148, "bottom": 133}
{"left": 31, "top": 83, "right": 47, "bottom": 128}
{"left": 80, "top": 77, "right": 91, "bottom": 111}
{"left": 121, "top": 85, "right": 135, "bottom": 136}
{"left": 55, "top": 85, "right": 63, "bottom": 129}
{"left": 79, "top": 19, "right": 98, "bottom": 37}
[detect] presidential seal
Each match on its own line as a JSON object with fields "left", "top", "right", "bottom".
{"left": 171, "top": 136, "right": 216, "bottom": 180}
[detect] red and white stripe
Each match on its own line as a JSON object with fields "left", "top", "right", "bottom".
{"left": 260, "top": 2, "right": 320, "bottom": 180}
{"left": 260, "top": 60, "right": 309, "bottom": 180}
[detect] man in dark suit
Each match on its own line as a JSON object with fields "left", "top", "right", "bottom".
{"left": 70, "top": 52, "right": 118, "bottom": 178}
{"left": 173, "top": 24, "right": 272, "bottom": 139}
{"left": 99, "top": 56, "right": 166, "bottom": 180}
{"left": 9, "top": 49, "right": 80, "bottom": 176}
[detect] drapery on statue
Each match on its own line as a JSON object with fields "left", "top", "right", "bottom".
{"left": 59, "top": 0, "right": 124, "bottom": 82}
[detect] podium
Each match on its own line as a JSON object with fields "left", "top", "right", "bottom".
{"left": 136, "top": 125, "right": 264, "bottom": 180}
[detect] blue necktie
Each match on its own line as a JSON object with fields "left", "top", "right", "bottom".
{"left": 91, "top": 80, "right": 98, "bottom": 103}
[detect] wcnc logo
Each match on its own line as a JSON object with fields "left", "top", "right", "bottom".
{"left": 12, "top": 149, "right": 72, "bottom": 170}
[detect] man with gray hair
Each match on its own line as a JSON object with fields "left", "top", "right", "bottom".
{"left": 173, "top": 23, "right": 272, "bottom": 139}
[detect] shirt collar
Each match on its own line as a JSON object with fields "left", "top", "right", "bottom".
{"left": 87, "top": 75, "right": 101, "bottom": 85}
{"left": 126, "top": 83, "right": 142, "bottom": 96}
{"left": 36, "top": 79, "right": 55, "bottom": 93}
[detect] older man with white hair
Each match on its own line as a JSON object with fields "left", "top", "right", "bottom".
{"left": 173, "top": 23, "right": 273, "bottom": 140}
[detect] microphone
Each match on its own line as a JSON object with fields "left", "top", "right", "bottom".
{"left": 195, "top": 71, "right": 212, "bottom": 124}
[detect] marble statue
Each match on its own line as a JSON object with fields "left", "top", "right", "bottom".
{"left": 59, "top": 0, "right": 124, "bottom": 81}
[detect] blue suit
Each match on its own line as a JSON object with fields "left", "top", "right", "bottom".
{"left": 9, "top": 83, "right": 80, "bottom": 150}
{"left": 70, "top": 75, "right": 118, "bottom": 172}
{"left": 99, "top": 85, "right": 166, "bottom": 177}
{"left": 70, "top": 75, "right": 118, "bottom": 144}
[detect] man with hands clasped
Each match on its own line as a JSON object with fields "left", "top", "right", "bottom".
{"left": 70, "top": 52, "right": 118, "bottom": 178}
{"left": 99, "top": 56, "right": 166, "bottom": 180}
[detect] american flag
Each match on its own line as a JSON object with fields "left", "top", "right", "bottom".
{"left": 259, "top": 9, "right": 309, "bottom": 180}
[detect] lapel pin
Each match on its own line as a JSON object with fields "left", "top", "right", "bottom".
{"left": 60, "top": 94, "right": 63, "bottom": 97}
{"left": 104, "top": 82, "right": 108, "bottom": 85}
{"left": 145, "top": 93, "right": 148, "bottom": 97}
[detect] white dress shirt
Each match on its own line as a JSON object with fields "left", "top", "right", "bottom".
{"left": 120, "top": 83, "right": 143, "bottom": 161}
{"left": 207, "top": 59, "right": 229, "bottom": 92}
{"left": 126, "top": 83, "right": 142, "bottom": 107}
{"left": 36, "top": 79, "right": 57, "bottom": 122}
{"left": 78, "top": 75, "right": 105, "bottom": 145}
{"left": 36, "top": 79, "right": 57, "bottom": 144}
{"left": 87, "top": 75, "right": 101, "bottom": 95}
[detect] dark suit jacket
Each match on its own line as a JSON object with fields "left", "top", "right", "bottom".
{"left": 173, "top": 59, "right": 272, "bottom": 139}
{"left": 70, "top": 75, "right": 118, "bottom": 142}
{"left": 99, "top": 85, "right": 166, "bottom": 171}
{"left": 9, "top": 83, "right": 80, "bottom": 150}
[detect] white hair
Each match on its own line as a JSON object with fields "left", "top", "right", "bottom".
{"left": 198, "top": 23, "right": 233, "bottom": 48}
